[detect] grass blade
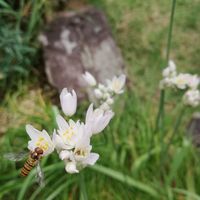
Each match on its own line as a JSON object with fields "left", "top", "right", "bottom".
{"left": 173, "top": 188, "right": 200, "bottom": 200}
{"left": 91, "top": 164, "right": 159, "bottom": 198}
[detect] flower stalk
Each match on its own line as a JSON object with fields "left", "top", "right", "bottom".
{"left": 160, "top": 106, "right": 186, "bottom": 168}
{"left": 155, "top": 0, "right": 177, "bottom": 133}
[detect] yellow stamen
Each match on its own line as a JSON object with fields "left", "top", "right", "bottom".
{"left": 36, "top": 137, "right": 49, "bottom": 151}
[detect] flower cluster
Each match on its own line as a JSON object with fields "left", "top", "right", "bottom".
{"left": 160, "top": 60, "right": 200, "bottom": 107}
{"left": 82, "top": 71, "right": 126, "bottom": 111}
{"left": 25, "top": 73, "right": 125, "bottom": 174}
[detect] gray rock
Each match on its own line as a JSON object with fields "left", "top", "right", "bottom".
{"left": 187, "top": 113, "right": 200, "bottom": 147}
{"left": 39, "top": 7, "right": 124, "bottom": 99}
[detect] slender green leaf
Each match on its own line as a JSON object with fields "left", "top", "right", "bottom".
{"left": 91, "top": 164, "right": 159, "bottom": 198}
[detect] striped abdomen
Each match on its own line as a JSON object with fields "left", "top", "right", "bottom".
{"left": 20, "top": 156, "right": 37, "bottom": 177}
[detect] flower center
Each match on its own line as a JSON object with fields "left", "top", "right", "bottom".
{"left": 63, "top": 126, "right": 75, "bottom": 141}
{"left": 177, "top": 79, "right": 185, "bottom": 85}
{"left": 74, "top": 148, "right": 87, "bottom": 157}
{"left": 36, "top": 137, "right": 49, "bottom": 151}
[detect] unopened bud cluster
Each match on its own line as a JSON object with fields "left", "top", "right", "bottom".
{"left": 160, "top": 60, "right": 200, "bottom": 107}
{"left": 82, "top": 71, "right": 126, "bottom": 111}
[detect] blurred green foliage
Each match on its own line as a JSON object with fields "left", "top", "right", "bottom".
{"left": 0, "top": 0, "right": 62, "bottom": 93}
{"left": 0, "top": 1, "right": 37, "bottom": 90}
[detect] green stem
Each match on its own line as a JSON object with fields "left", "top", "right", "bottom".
{"left": 166, "top": 0, "right": 177, "bottom": 61}
{"left": 79, "top": 172, "right": 88, "bottom": 200}
{"left": 155, "top": 0, "right": 176, "bottom": 133}
{"left": 160, "top": 106, "right": 185, "bottom": 171}
{"left": 169, "top": 107, "right": 185, "bottom": 146}
{"left": 155, "top": 90, "right": 165, "bottom": 133}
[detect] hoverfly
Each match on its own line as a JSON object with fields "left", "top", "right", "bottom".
{"left": 4, "top": 147, "right": 45, "bottom": 187}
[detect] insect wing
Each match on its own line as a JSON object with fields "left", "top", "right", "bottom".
{"left": 36, "top": 162, "right": 45, "bottom": 187}
{"left": 3, "top": 152, "right": 29, "bottom": 161}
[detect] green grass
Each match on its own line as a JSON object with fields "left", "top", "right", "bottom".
{"left": 1, "top": 0, "right": 200, "bottom": 199}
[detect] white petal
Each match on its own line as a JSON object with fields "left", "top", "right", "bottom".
{"left": 60, "top": 88, "right": 68, "bottom": 100}
{"left": 65, "top": 162, "right": 79, "bottom": 174}
{"left": 82, "top": 71, "right": 96, "bottom": 86}
{"left": 60, "top": 89, "right": 77, "bottom": 116}
{"left": 76, "top": 135, "right": 90, "bottom": 149}
{"left": 93, "top": 111, "right": 114, "bottom": 134}
{"left": 52, "top": 131, "right": 69, "bottom": 150}
{"left": 106, "top": 98, "right": 114, "bottom": 105}
{"left": 26, "top": 124, "right": 40, "bottom": 140}
{"left": 83, "top": 122, "right": 93, "bottom": 137}
{"left": 72, "top": 90, "right": 77, "bottom": 104}
{"left": 84, "top": 153, "right": 99, "bottom": 165}
{"left": 118, "top": 74, "right": 126, "bottom": 85}
{"left": 27, "top": 140, "right": 35, "bottom": 152}
{"left": 94, "top": 89, "right": 103, "bottom": 99}
{"left": 168, "top": 60, "right": 176, "bottom": 71}
{"left": 86, "top": 104, "right": 94, "bottom": 123}
{"left": 59, "top": 150, "right": 71, "bottom": 160}
{"left": 69, "top": 119, "right": 76, "bottom": 128}
{"left": 41, "top": 130, "right": 52, "bottom": 143}
{"left": 56, "top": 115, "right": 69, "bottom": 131}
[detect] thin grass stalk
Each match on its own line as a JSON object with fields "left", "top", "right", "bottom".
{"left": 149, "top": 0, "right": 177, "bottom": 162}
{"left": 160, "top": 107, "right": 186, "bottom": 169}
{"left": 171, "top": 107, "right": 185, "bottom": 136}
{"left": 155, "top": 89, "right": 165, "bottom": 133}
{"left": 79, "top": 172, "right": 88, "bottom": 200}
{"left": 157, "top": 0, "right": 177, "bottom": 174}
{"left": 155, "top": 0, "right": 176, "bottom": 133}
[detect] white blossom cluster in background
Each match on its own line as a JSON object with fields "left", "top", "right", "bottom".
{"left": 25, "top": 73, "right": 126, "bottom": 174}
{"left": 82, "top": 71, "right": 126, "bottom": 111}
{"left": 160, "top": 60, "right": 200, "bottom": 107}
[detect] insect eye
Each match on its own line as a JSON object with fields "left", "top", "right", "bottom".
{"left": 35, "top": 147, "right": 44, "bottom": 155}
{"left": 31, "top": 152, "right": 38, "bottom": 159}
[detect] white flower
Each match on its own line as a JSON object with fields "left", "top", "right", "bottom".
{"left": 26, "top": 125, "right": 54, "bottom": 156}
{"left": 172, "top": 73, "right": 191, "bottom": 90}
{"left": 186, "top": 75, "right": 199, "bottom": 89}
{"left": 107, "top": 74, "right": 126, "bottom": 94}
{"left": 55, "top": 115, "right": 84, "bottom": 150}
{"left": 60, "top": 88, "right": 77, "bottom": 116}
{"left": 59, "top": 127, "right": 99, "bottom": 174}
{"left": 160, "top": 60, "right": 199, "bottom": 91}
{"left": 162, "top": 60, "right": 176, "bottom": 78}
{"left": 85, "top": 104, "right": 114, "bottom": 135}
{"left": 82, "top": 71, "right": 96, "bottom": 87}
{"left": 160, "top": 60, "right": 177, "bottom": 89}
{"left": 183, "top": 90, "right": 200, "bottom": 107}
{"left": 73, "top": 135, "right": 99, "bottom": 167}
{"left": 159, "top": 78, "right": 174, "bottom": 89}
{"left": 94, "top": 88, "right": 103, "bottom": 99}
{"left": 63, "top": 136, "right": 99, "bottom": 173}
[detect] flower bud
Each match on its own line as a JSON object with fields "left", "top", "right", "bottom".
{"left": 82, "top": 71, "right": 96, "bottom": 86}
{"left": 60, "top": 88, "right": 77, "bottom": 116}
{"left": 94, "top": 88, "right": 103, "bottom": 99}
